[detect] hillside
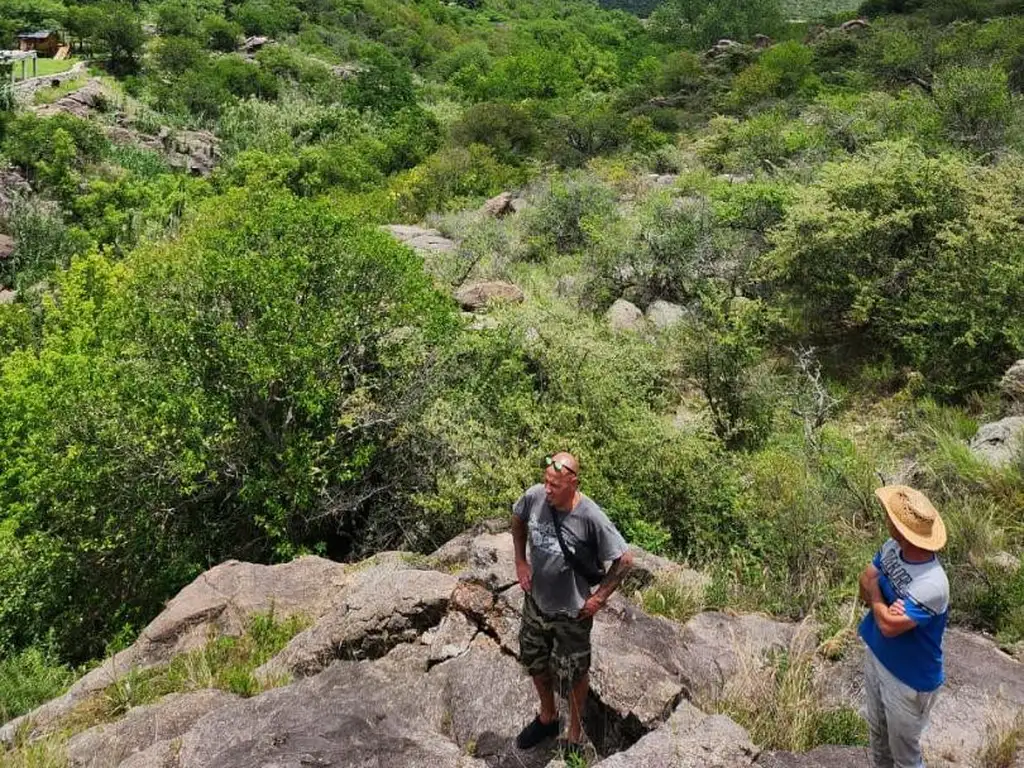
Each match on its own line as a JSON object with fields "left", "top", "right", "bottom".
{"left": 1, "top": 0, "right": 1024, "bottom": 761}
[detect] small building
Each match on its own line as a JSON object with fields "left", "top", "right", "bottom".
{"left": 17, "top": 30, "right": 60, "bottom": 58}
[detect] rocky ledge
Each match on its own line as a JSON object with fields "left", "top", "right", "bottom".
{"left": 2, "top": 520, "right": 1021, "bottom": 767}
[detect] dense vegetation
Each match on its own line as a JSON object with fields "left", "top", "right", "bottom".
{"left": 1, "top": 0, "right": 1023, "bottom": 746}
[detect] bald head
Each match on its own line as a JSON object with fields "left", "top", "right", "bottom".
{"left": 544, "top": 451, "right": 579, "bottom": 511}
{"left": 551, "top": 451, "right": 580, "bottom": 476}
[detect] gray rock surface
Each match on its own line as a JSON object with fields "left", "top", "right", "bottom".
{"left": 0, "top": 289, "right": 15, "bottom": 305}
{"left": 68, "top": 689, "right": 238, "bottom": 768}
{"left": 596, "top": 700, "right": 758, "bottom": 767}
{"left": 677, "top": 613, "right": 810, "bottom": 703}
{"left": 454, "top": 281, "right": 525, "bottom": 311}
{"left": 256, "top": 560, "right": 456, "bottom": 679}
{"left": 607, "top": 299, "right": 645, "bottom": 333}
{"left": 176, "top": 643, "right": 486, "bottom": 768}
{"left": 645, "top": 300, "right": 687, "bottom": 331}
{"left": 383, "top": 224, "right": 458, "bottom": 255}
{"left": 481, "top": 192, "right": 517, "bottom": 218}
{"left": 969, "top": 416, "right": 1024, "bottom": 467}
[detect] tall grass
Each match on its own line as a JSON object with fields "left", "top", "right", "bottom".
{"left": 709, "top": 624, "right": 868, "bottom": 750}
{"left": 0, "top": 648, "right": 77, "bottom": 724}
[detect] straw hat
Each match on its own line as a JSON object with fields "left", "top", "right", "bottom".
{"left": 875, "top": 485, "right": 947, "bottom": 552}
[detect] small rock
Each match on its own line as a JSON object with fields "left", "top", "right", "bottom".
{"left": 453, "top": 280, "right": 524, "bottom": 311}
{"left": 427, "top": 611, "right": 477, "bottom": 663}
{"left": 645, "top": 300, "right": 686, "bottom": 331}
{"left": 481, "top": 192, "right": 516, "bottom": 218}
{"left": 969, "top": 416, "right": 1024, "bottom": 468}
{"left": 753, "top": 34, "right": 773, "bottom": 49}
{"left": 555, "top": 275, "right": 578, "bottom": 298}
{"left": 1000, "top": 359, "right": 1024, "bottom": 411}
{"left": 645, "top": 174, "right": 678, "bottom": 187}
{"left": 607, "top": 299, "right": 645, "bottom": 333}
{"left": 840, "top": 18, "right": 871, "bottom": 32}
{"left": 0, "top": 233, "right": 14, "bottom": 260}
{"left": 984, "top": 551, "right": 1021, "bottom": 572}
{"left": 716, "top": 173, "right": 752, "bottom": 184}
{"left": 0, "top": 289, "right": 16, "bottom": 305}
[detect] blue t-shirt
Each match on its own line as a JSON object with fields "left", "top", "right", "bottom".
{"left": 858, "top": 538, "right": 949, "bottom": 692}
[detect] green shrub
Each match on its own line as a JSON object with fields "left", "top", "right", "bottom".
{"left": 766, "top": 141, "right": 1024, "bottom": 399}
{"left": 450, "top": 102, "right": 539, "bottom": 164}
{"left": 649, "top": 0, "right": 784, "bottom": 49}
{"left": 411, "top": 299, "right": 743, "bottom": 559}
{"left": 729, "top": 42, "right": 820, "bottom": 108}
{"left": 934, "top": 65, "right": 1014, "bottom": 151}
{"left": 523, "top": 172, "right": 617, "bottom": 257}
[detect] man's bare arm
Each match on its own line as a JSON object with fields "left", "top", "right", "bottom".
{"left": 511, "top": 514, "right": 531, "bottom": 592}
{"left": 858, "top": 564, "right": 879, "bottom": 606}
{"left": 593, "top": 549, "right": 634, "bottom": 603}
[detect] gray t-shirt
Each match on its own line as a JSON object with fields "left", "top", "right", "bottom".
{"left": 513, "top": 483, "right": 629, "bottom": 617}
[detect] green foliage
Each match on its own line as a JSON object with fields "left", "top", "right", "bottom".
{"left": 729, "top": 42, "right": 820, "bottom": 108}
{"left": 450, "top": 102, "right": 539, "bottom": 165}
{"left": 97, "top": 4, "right": 146, "bottom": 75}
{"left": 390, "top": 144, "right": 523, "bottom": 220}
{"left": 0, "top": 646, "right": 77, "bottom": 723}
{"left": 204, "top": 15, "right": 243, "bottom": 52}
{"left": 933, "top": 65, "right": 1014, "bottom": 151}
{"left": 1, "top": 114, "right": 109, "bottom": 204}
{"left": 680, "top": 294, "right": 776, "bottom": 449}
{"left": 0, "top": 187, "right": 457, "bottom": 661}
{"left": 523, "top": 172, "right": 617, "bottom": 257}
{"left": 767, "top": 141, "right": 1024, "bottom": 398}
{"left": 649, "top": 0, "right": 785, "bottom": 49}
{"left": 413, "top": 299, "right": 743, "bottom": 559}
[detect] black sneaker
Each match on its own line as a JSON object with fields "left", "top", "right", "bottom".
{"left": 515, "top": 715, "right": 560, "bottom": 749}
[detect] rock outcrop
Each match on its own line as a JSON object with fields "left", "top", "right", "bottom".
{"left": 969, "top": 416, "right": 1024, "bottom": 467}
{"left": 4, "top": 523, "right": 1022, "bottom": 768}
{"left": 1001, "top": 359, "right": 1024, "bottom": 412}
{"left": 383, "top": 224, "right": 458, "bottom": 256}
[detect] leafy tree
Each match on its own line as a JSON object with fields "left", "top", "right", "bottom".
{"left": 97, "top": 3, "right": 146, "bottom": 74}
{"left": 154, "top": 35, "right": 207, "bottom": 76}
{"left": 345, "top": 47, "right": 416, "bottom": 115}
{"left": 0, "top": 187, "right": 457, "bottom": 660}
{"left": 933, "top": 65, "right": 1013, "bottom": 151}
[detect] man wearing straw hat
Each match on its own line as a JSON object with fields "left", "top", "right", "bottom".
{"left": 858, "top": 485, "right": 949, "bottom": 768}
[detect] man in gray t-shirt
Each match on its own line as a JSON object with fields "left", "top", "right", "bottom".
{"left": 511, "top": 451, "right": 632, "bottom": 758}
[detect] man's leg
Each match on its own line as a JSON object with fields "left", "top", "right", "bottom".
{"left": 877, "top": 661, "right": 937, "bottom": 768}
{"left": 567, "top": 672, "right": 589, "bottom": 743}
{"left": 553, "top": 614, "right": 594, "bottom": 745}
{"left": 532, "top": 672, "right": 558, "bottom": 724}
{"left": 864, "top": 648, "right": 894, "bottom": 768}
{"left": 517, "top": 595, "right": 561, "bottom": 749}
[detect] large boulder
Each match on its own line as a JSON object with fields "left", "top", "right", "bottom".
{"left": 454, "top": 280, "right": 525, "bottom": 311}
{"left": 175, "top": 644, "right": 486, "bottom": 768}
{"left": 607, "top": 299, "right": 645, "bottom": 333}
{"left": 596, "top": 700, "right": 758, "bottom": 768}
{"left": 1001, "top": 359, "right": 1024, "bottom": 412}
{"left": 67, "top": 689, "right": 238, "bottom": 768}
{"left": 969, "top": 416, "right": 1024, "bottom": 468}
{"left": 481, "top": 192, "right": 518, "bottom": 218}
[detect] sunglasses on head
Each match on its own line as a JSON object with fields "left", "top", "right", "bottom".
{"left": 544, "top": 455, "right": 576, "bottom": 475}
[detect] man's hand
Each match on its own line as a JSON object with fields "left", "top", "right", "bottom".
{"left": 578, "top": 593, "right": 606, "bottom": 619}
{"left": 516, "top": 559, "right": 532, "bottom": 593}
{"left": 889, "top": 599, "right": 906, "bottom": 616}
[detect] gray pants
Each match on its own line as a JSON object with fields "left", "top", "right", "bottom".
{"left": 863, "top": 647, "right": 939, "bottom": 768}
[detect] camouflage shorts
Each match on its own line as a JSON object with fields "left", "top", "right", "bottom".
{"left": 519, "top": 594, "right": 593, "bottom": 685}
